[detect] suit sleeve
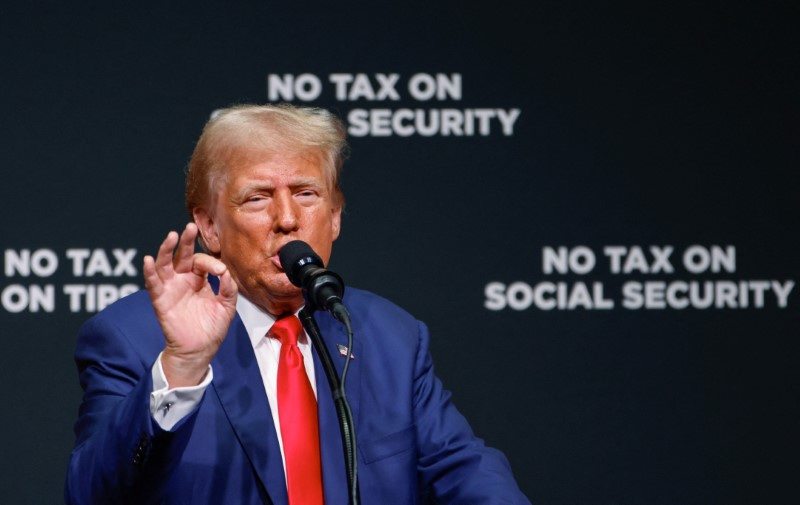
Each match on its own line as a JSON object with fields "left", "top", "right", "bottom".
{"left": 64, "top": 313, "right": 200, "bottom": 504}
{"left": 412, "top": 321, "right": 531, "bottom": 504}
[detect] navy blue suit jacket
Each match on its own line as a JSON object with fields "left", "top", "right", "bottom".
{"left": 65, "top": 286, "right": 529, "bottom": 504}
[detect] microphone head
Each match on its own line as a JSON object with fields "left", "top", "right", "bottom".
{"left": 278, "top": 240, "right": 324, "bottom": 287}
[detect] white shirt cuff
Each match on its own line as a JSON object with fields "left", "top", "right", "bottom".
{"left": 149, "top": 352, "right": 213, "bottom": 431}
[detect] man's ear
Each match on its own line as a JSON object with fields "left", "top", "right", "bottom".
{"left": 193, "top": 207, "right": 221, "bottom": 254}
{"left": 331, "top": 206, "right": 342, "bottom": 241}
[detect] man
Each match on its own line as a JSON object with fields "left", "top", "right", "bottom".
{"left": 65, "top": 104, "right": 529, "bottom": 504}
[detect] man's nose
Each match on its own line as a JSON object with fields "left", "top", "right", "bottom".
{"left": 272, "top": 191, "right": 299, "bottom": 232}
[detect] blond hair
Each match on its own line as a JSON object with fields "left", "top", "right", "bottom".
{"left": 185, "top": 103, "right": 347, "bottom": 215}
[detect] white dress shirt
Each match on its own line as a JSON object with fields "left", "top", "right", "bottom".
{"left": 149, "top": 294, "right": 317, "bottom": 472}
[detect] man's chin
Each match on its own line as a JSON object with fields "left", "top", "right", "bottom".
{"left": 260, "top": 279, "right": 305, "bottom": 309}
{"left": 268, "top": 276, "right": 302, "bottom": 296}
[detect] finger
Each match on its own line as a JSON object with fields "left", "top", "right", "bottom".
{"left": 191, "top": 253, "right": 229, "bottom": 278}
{"left": 154, "top": 231, "right": 179, "bottom": 278}
{"left": 143, "top": 255, "right": 163, "bottom": 297}
{"left": 143, "top": 255, "right": 157, "bottom": 287}
{"left": 217, "top": 269, "right": 239, "bottom": 311}
{"left": 173, "top": 223, "right": 199, "bottom": 273}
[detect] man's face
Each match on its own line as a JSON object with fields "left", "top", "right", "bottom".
{"left": 195, "top": 151, "right": 341, "bottom": 315}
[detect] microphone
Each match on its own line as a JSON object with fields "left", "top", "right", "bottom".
{"left": 280, "top": 240, "right": 359, "bottom": 501}
{"left": 278, "top": 240, "right": 349, "bottom": 323}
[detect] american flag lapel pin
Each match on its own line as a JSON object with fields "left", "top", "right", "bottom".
{"left": 336, "top": 344, "right": 355, "bottom": 360}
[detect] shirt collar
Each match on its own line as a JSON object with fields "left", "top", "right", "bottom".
{"left": 235, "top": 294, "right": 309, "bottom": 347}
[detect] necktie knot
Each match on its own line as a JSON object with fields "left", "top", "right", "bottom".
{"left": 269, "top": 315, "right": 303, "bottom": 347}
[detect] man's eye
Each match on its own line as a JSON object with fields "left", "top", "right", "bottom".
{"left": 241, "top": 195, "right": 269, "bottom": 208}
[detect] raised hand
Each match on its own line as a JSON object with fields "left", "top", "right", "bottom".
{"left": 143, "top": 223, "right": 238, "bottom": 387}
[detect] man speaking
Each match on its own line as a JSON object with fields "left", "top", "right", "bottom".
{"left": 65, "top": 104, "right": 529, "bottom": 504}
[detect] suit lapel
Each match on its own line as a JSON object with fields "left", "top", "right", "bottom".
{"left": 313, "top": 312, "right": 362, "bottom": 505}
{"left": 211, "top": 314, "right": 287, "bottom": 505}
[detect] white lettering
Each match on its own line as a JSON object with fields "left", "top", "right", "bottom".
{"left": 495, "top": 108, "right": 521, "bottom": 136}
{"left": 772, "top": 280, "right": 794, "bottom": 308}
{"left": 2, "top": 284, "right": 55, "bottom": 312}
{"left": 483, "top": 282, "right": 507, "bottom": 310}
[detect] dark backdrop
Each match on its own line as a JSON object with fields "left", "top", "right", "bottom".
{"left": 1, "top": 2, "right": 797, "bottom": 504}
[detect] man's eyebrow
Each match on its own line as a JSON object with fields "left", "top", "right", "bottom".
{"left": 233, "top": 182, "right": 275, "bottom": 198}
{"left": 233, "top": 178, "right": 325, "bottom": 197}
{"left": 288, "top": 177, "right": 325, "bottom": 188}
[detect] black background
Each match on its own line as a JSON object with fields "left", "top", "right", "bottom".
{"left": 1, "top": 2, "right": 798, "bottom": 504}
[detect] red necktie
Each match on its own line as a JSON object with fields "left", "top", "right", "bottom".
{"left": 270, "top": 315, "right": 324, "bottom": 505}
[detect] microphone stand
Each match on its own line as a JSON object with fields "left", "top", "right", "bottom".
{"left": 298, "top": 307, "right": 360, "bottom": 505}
